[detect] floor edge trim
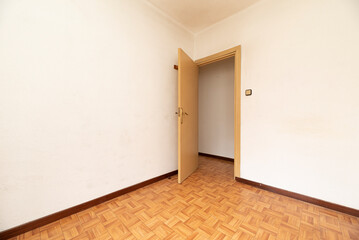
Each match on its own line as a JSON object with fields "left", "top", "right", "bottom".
{"left": 198, "top": 152, "right": 234, "bottom": 162}
{"left": 235, "top": 177, "right": 359, "bottom": 217}
{"left": 0, "top": 170, "right": 178, "bottom": 239}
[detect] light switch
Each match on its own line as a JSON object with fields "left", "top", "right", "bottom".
{"left": 245, "top": 89, "right": 252, "bottom": 96}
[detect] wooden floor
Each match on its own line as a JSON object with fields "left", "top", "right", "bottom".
{"left": 10, "top": 156, "right": 359, "bottom": 240}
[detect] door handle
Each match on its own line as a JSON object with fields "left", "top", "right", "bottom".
{"left": 176, "top": 110, "right": 188, "bottom": 116}
{"left": 175, "top": 107, "right": 188, "bottom": 124}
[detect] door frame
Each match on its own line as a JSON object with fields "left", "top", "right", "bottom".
{"left": 195, "top": 45, "right": 241, "bottom": 178}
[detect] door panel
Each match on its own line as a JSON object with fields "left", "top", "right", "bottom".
{"left": 177, "top": 49, "right": 199, "bottom": 183}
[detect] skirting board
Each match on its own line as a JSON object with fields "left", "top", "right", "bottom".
{"left": 236, "top": 177, "right": 359, "bottom": 217}
{"left": 0, "top": 170, "right": 178, "bottom": 240}
{"left": 198, "top": 152, "right": 234, "bottom": 162}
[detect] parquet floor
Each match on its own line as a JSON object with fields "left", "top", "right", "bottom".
{"left": 10, "top": 156, "right": 359, "bottom": 240}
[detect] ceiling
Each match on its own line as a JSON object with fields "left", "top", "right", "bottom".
{"left": 146, "top": 0, "right": 262, "bottom": 33}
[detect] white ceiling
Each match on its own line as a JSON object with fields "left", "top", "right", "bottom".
{"left": 146, "top": 0, "right": 262, "bottom": 33}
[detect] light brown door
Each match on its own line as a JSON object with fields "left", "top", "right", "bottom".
{"left": 177, "top": 48, "right": 199, "bottom": 183}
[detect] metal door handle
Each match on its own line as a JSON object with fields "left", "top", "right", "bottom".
{"left": 175, "top": 107, "right": 188, "bottom": 124}
{"left": 176, "top": 111, "right": 188, "bottom": 116}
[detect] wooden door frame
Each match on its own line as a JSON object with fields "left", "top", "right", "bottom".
{"left": 195, "top": 45, "right": 241, "bottom": 178}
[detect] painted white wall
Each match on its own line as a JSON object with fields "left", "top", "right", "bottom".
{"left": 195, "top": 0, "right": 359, "bottom": 209}
{"left": 198, "top": 58, "right": 234, "bottom": 158}
{"left": 0, "top": 0, "right": 193, "bottom": 230}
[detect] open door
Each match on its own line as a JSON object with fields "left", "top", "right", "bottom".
{"left": 177, "top": 49, "right": 199, "bottom": 183}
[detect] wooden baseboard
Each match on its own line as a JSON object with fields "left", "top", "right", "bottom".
{"left": 235, "top": 177, "right": 359, "bottom": 217}
{"left": 0, "top": 170, "right": 178, "bottom": 240}
{"left": 198, "top": 152, "right": 234, "bottom": 162}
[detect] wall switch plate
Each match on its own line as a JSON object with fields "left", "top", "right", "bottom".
{"left": 245, "top": 89, "right": 252, "bottom": 96}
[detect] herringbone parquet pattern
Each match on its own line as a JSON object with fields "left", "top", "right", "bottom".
{"left": 9, "top": 156, "right": 359, "bottom": 240}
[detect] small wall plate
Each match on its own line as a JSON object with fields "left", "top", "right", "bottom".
{"left": 245, "top": 89, "right": 252, "bottom": 96}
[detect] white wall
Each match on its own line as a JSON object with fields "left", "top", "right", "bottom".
{"left": 0, "top": 0, "right": 193, "bottom": 230}
{"left": 198, "top": 58, "right": 234, "bottom": 158}
{"left": 195, "top": 0, "right": 359, "bottom": 209}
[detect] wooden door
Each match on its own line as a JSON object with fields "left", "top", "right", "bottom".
{"left": 177, "top": 48, "right": 199, "bottom": 183}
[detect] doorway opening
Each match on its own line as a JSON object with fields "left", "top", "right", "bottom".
{"left": 198, "top": 57, "right": 235, "bottom": 176}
